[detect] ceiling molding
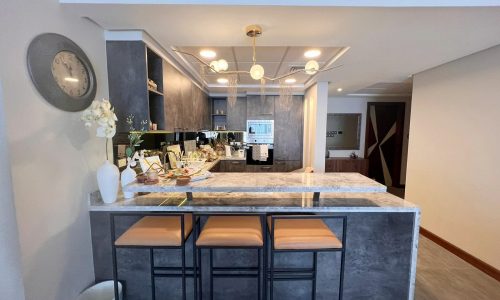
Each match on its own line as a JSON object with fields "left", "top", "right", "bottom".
{"left": 304, "top": 46, "right": 350, "bottom": 90}
{"left": 207, "top": 83, "right": 304, "bottom": 89}
{"left": 60, "top": 0, "right": 500, "bottom": 7}
{"left": 346, "top": 93, "right": 412, "bottom": 97}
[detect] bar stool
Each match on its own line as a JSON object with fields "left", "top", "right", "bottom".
{"left": 267, "top": 215, "right": 346, "bottom": 300}
{"left": 110, "top": 213, "right": 195, "bottom": 300}
{"left": 194, "top": 214, "right": 266, "bottom": 300}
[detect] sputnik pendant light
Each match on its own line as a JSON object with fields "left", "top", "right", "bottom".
{"left": 247, "top": 25, "right": 265, "bottom": 80}
{"left": 172, "top": 24, "right": 342, "bottom": 82}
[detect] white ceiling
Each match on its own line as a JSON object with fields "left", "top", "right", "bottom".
{"left": 61, "top": 2, "right": 500, "bottom": 96}
{"left": 175, "top": 46, "right": 344, "bottom": 89}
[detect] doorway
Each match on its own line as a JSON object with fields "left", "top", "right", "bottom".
{"left": 365, "top": 102, "right": 406, "bottom": 187}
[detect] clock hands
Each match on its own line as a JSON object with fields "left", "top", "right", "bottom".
{"left": 61, "top": 58, "right": 74, "bottom": 77}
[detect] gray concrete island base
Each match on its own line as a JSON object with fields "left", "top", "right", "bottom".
{"left": 89, "top": 191, "right": 419, "bottom": 300}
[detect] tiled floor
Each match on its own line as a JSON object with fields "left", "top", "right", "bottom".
{"left": 415, "top": 235, "right": 500, "bottom": 300}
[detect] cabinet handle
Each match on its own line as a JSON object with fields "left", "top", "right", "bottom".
{"left": 261, "top": 166, "right": 272, "bottom": 169}
{"left": 276, "top": 161, "right": 285, "bottom": 165}
{"left": 231, "top": 161, "right": 241, "bottom": 165}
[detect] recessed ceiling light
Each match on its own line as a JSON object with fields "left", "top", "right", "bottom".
{"left": 217, "top": 78, "right": 228, "bottom": 84}
{"left": 337, "top": 88, "right": 343, "bottom": 92}
{"left": 304, "top": 49, "right": 321, "bottom": 58}
{"left": 285, "top": 78, "right": 296, "bottom": 84}
{"left": 200, "top": 49, "right": 216, "bottom": 59}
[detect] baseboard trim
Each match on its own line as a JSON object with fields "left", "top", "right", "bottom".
{"left": 420, "top": 227, "right": 499, "bottom": 282}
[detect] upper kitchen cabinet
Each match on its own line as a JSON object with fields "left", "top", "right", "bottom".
{"left": 163, "top": 61, "right": 183, "bottom": 131}
{"left": 274, "top": 95, "right": 304, "bottom": 161}
{"left": 227, "top": 97, "right": 247, "bottom": 131}
{"left": 246, "top": 95, "right": 274, "bottom": 120}
{"left": 163, "top": 61, "right": 210, "bottom": 132}
{"left": 192, "top": 83, "right": 211, "bottom": 131}
{"left": 107, "top": 41, "right": 164, "bottom": 132}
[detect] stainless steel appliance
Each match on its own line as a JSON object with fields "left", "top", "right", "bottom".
{"left": 246, "top": 120, "right": 274, "bottom": 144}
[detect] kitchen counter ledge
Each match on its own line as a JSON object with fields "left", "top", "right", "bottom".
{"left": 123, "top": 172, "right": 387, "bottom": 194}
{"left": 89, "top": 190, "right": 418, "bottom": 213}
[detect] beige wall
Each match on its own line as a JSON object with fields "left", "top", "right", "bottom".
{"left": 303, "top": 82, "right": 329, "bottom": 172}
{"left": 0, "top": 82, "right": 25, "bottom": 300}
{"left": 406, "top": 45, "right": 500, "bottom": 269}
{"left": 0, "top": 0, "right": 109, "bottom": 299}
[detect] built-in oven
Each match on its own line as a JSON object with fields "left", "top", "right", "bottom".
{"left": 246, "top": 120, "right": 274, "bottom": 144}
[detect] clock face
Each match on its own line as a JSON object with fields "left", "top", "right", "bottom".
{"left": 51, "top": 51, "right": 90, "bottom": 98}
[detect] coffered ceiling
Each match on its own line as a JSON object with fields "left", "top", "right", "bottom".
{"left": 175, "top": 46, "right": 345, "bottom": 89}
{"left": 61, "top": 2, "right": 500, "bottom": 97}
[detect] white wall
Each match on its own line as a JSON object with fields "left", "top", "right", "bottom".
{"left": 327, "top": 96, "right": 411, "bottom": 184}
{"left": 0, "top": 1, "right": 109, "bottom": 299}
{"left": 406, "top": 44, "right": 500, "bottom": 269}
{"left": 303, "top": 82, "right": 329, "bottom": 172}
{"left": 0, "top": 82, "right": 26, "bottom": 300}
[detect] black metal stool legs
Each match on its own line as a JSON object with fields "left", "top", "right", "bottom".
{"left": 209, "top": 249, "right": 214, "bottom": 300}
{"left": 312, "top": 252, "right": 317, "bottom": 300}
{"left": 110, "top": 215, "right": 120, "bottom": 300}
{"left": 193, "top": 214, "right": 198, "bottom": 300}
{"left": 150, "top": 249, "right": 156, "bottom": 300}
{"left": 110, "top": 213, "right": 193, "bottom": 300}
{"left": 267, "top": 215, "right": 347, "bottom": 300}
{"left": 194, "top": 214, "right": 266, "bottom": 300}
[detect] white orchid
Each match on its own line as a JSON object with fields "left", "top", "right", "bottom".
{"left": 96, "top": 124, "right": 116, "bottom": 139}
{"left": 81, "top": 98, "right": 118, "bottom": 161}
{"left": 81, "top": 98, "right": 117, "bottom": 139}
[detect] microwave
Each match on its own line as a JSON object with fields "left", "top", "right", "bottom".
{"left": 246, "top": 120, "right": 274, "bottom": 144}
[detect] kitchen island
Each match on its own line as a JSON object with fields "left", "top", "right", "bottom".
{"left": 89, "top": 172, "right": 419, "bottom": 300}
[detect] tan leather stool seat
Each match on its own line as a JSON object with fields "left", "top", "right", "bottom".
{"left": 115, "top": 214, "right": 192, "bottom": 247}
{"left": 268, "top": 217, "right": 342, "bottom": 250}
{"left": 196, "top": 216, "right": 263, "bottom": 247}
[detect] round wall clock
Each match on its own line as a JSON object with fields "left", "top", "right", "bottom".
{"left": 27, "top": 33, "right": 97, "bottom": 112}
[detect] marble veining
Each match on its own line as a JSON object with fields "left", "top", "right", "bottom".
{"left": 123, "top": 172, "right": 387, "bottom": 194}
{"left": 89, "top": 190, "right": 418, "bottom": 213}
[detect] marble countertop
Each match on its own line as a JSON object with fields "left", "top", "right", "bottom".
{"left": 123, "top": 172, "right": 387, "bottom": 194}
{"left": 89, "top": 191, "right": 418, "bottom": 213}
{"left": 219, "top": 155, "right": 246, "bottom": 161}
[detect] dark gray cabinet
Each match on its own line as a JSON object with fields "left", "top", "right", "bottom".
{"left": 163, "top": 61, "right": 183, "bottom": 131}
{"left": 208, "top": 160, "right": 221, "bottom": 172}
{"left": 219, "top": 160, "right": 246, "bottom": 172}
{"left": 227, "top": 97, "right": 247, "bottom": 130}
{"left": 106, "top": 41, "right": 160, "bottom": 133}
{"left": 274, "top": 160, "right": 302, "bottom": 172}
{"left": 274, "top": 95, "right": 304, "bottom": 161}
{"left": 246, "top": 165, "right": 274, "bottom": 172}
{"left": 246, "top": 95, "right": 274, "bottom": 120}
{"left": 163, "top": 60, "right": 210, "bottom": 131}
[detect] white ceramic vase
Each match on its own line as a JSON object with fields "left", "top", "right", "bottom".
{"left": 120, "top": 163, "right": 136, "bottom": 199}
{"left": 97, "top": 160, "right": 120, "bottom": 204}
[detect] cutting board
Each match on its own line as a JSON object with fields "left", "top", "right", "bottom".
{"left": 167, "top": 144, "right": 181, "bottom": 168}
{"left": 184, "top": 140, "right": 197, "bottom": 155}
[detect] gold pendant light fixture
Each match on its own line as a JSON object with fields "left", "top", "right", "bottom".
{"left": 172, "top": 24, "right": 342, "bottom": 83}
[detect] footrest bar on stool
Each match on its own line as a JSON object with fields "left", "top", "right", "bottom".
{"left": 213, "top": 267, "right": 259, "bottom": 271}
{"left": 213, "top": 274, "right": 260, "bottom": 278}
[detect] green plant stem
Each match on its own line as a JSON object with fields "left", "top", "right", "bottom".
{"left": 105, "top": 138, "right": 109, "bottom": 161}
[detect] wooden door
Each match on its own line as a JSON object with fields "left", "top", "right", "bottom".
{"left": 365, "top": 102, "right": 405, "bottom": 187}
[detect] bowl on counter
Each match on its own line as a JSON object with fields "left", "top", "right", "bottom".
{"left": 176, "top": 176, "right": 191, "bottom": 186}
